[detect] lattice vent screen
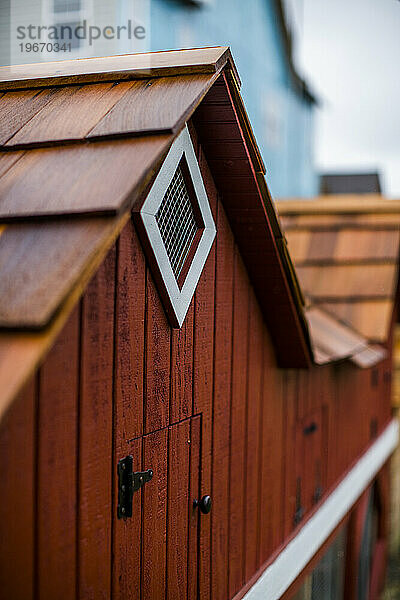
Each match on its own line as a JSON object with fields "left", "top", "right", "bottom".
{"left": 156, "top": 164, "right": 199, "bottom": 281}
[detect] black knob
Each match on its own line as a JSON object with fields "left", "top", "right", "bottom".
{"left": 194, "top": 495, "right": 212, "bottom": 514}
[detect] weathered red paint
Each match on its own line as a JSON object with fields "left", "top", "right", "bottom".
{"left": 0, "top": 124, "right": 394, "bottom": 600}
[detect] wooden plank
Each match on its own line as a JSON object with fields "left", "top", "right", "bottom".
{"left": 211, "top": 199, "right": 234, "bottom": 600}
{"left": 0, "top": 216, "right": 125, "bottom": 329}
{"left": 286, "top": 229, "right": 400, "bottom": 264}
{"left": 318, "top": 300, "right": 393, "bottom": 343}
{"left": 187, "top": 416, "right": 201, "bottom": 600}
{"left": 244, "top": 293, "right": 264, "bottom": 579}
{"left": 167, "top": 419, "right": 191, "bottom": 600}
{"left": 114, "top": 220, "right": 146, "bottom": 441}
{"left": 281, "top": 213, "right": 400, "bottom": 231}
{"left": 0, "top": 377, "right": 35, "bottom": 599}
{"left": 0, "top": 150, "right": 25, "bottom": 178}
{"left": 195, "top": 85, "right": 311, "bottom": 368}
{"left": 228, "top": 249, "right": 250, "bottom": 598}
{"left": 193, "top": 222, "right": 215, "bottom": 600}
{"left": 112, "top": 437, "right": 142, "bottom": 600}
{"left": 88, "top": 74, "right": 217, "bottom": 139}
{"left": 0, "top": 211, "right": 129, "bottom": 425}
{"left": 276, "top": 195, "right": 400, "bottom": 215}
{"left": 0, "top": 135, "right": 171, "bottom": 220}
{"left": 170, "top": 300, "right": 194, "bottom": 424}
{"left": 144, "top": 271, "right": 171, "bottom": 433}
{"left": 6, "top": 82, "right": 134, "bottom": 147}
{"left": 306, "top": 307, "right": 368, "bottom": 362}
{"left": 37, "top": 305, "right": 80, "bottom": 599}
{"left": 0, "top": 88, "right": 54, "bottom": 144}
{"left": 192, "top": 139, "right": 216, "bottom": 600}
{"left": 78, "top": 246, "right": 115, "bottom": 599}
{"left": 282, "top": 370, "right": 299, "bottom": 540}
{"left": 0, "top": 47, "right": 238, "bottom": 90}
{"left": 301, "top": 408, "right": 323, "bottom": 514}
{"left": 259, "top": 332, "right": 284, "bottom": 561}
{"left": 142, "top": 427, "right": 168, "bottom": 600}
{"left": 297, "top": 264, "right": 397, "bottom": 300}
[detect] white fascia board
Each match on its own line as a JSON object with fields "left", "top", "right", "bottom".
{"left": 243, "top": 419, "right": 399, "bottom": 600}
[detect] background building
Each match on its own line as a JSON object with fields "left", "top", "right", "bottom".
{"left": 1, "top": 0, "right": 317, "bottom": 199}
{"left": 135, "top": 0, "right": 318, "bottom": 198}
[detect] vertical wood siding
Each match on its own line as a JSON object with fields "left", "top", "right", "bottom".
{"left": 0, "top": 129, "right": 394, "bottom": 600}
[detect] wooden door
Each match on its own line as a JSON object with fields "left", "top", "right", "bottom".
{"left": 113, "top": 415, "right": 202, "bottom": 600}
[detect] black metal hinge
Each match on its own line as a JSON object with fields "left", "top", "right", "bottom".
{"left": 117, "top": 455, "right": 153, "bottom": 519}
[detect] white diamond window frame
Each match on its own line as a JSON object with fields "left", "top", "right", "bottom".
{"left": 139, "top": 126, "right": 216, "bottom": 328}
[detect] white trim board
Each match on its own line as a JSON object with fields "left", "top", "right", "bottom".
{"left": 243, "top": 419, "right": 399, "bottom": 600}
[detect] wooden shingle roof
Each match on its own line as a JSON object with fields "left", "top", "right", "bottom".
{"left": 277, "top": 195, "right": 400, "bottom": 365}
{"left": 0, "top": 47, "right": 312, "bottom": 420}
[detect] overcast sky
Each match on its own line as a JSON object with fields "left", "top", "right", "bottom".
{"left": 284, "top": 0, "right": 400, "bottom": 197}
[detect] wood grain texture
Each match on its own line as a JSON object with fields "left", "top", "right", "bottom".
{"left": 144, "top": 271, "right": 171, "bottom": 433}
{"left": 0, "top": 216, "right": 123, "bottom": 328}
{"left": 0, "top": 377, "right": 35, "bottom": 600}
{"left": 228, "top": 249, "right": 250, "bottom": 598}
{"left": 88, "top": 74, "right": 216, "bottom": 138}
{"left": 187, "top": 416, "right": 201, "bottom": 600}
{"left": 244, "top": 294, "right": 264, "bottom": 579}
{"left": 259, "top": 332, "right": 284, "bottom": 562}
{"left": 0, "top": 91, "right": 396, "bottom": 600}
{"left": 5, "top": 82, "right": 133, "bottom": 147}
{"left": 277, "top": 195, "right": 400, "bottom": 215}
{"left": 78, "top": 246, "right": 115, "bottom": 599}
{"left": 192, "top": 140, "right": 217, "bottom": 600}
{"left": 318, "top": 301, "right": 393, "bottom": 343}
{"left": 286, "top": 229, "right": 400, "bottom": 264}
{"left": 114, "top": 220, "right": 146, "bottom": 441}
{"left": 297, "top": 264, "right": 397, "bottom": 300}
{"left": 0, "top": 212, "right": 129, "bottom": 424}
{"left": 306, "top": 307, "right": 368, "bottom": 362}
{"left": 282, "top": 370, "right": 299, "bottom": 540}
{"left": 193, "top": 232, "right": 215, "bottom": 600}
{"left": 211, "top": 199, "right": 234, "bottom": 600}
{"left": 0, "top": 47, "right": 238, "bottom": 91}
{"left": 0, "top": 150, "right": 25, "bottom": 178}
{"left": 0, "top": 88, "right": 54, "bottom": 144}
{"left": 170, "top": 301, "right": 194, "bottom": 424}
{"left": 194, "top": 79, "right": 311, "bottom": 368}
{"left": 167, "top": 419, "right": 191, "bottom": 600}
{"left": 37, "top": 305, "right": 80, "bottom": 599}
{"left": 142, "top": 427, "right": 168, "bottom": 600}
{"left": 0, "top": 135, "right": 171, "bottom": 220}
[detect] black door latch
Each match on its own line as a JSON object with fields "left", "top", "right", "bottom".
{"left": 117, "top": 455, "right": 153, "bottom": 519}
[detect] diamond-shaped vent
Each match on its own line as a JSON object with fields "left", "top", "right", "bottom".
{"left": 156, "top": 165, "right": 199, "bottom": 280}
{"left": 137, "top": 126, "right": 216, "bottom": 328}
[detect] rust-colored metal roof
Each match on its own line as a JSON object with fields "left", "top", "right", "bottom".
{"left": 0, "top": 47, "right": 312, "bottom": 421}
{"left": 277, "top": 195, "right": 400, "bottom": 366}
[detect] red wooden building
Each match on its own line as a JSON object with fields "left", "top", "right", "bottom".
{"left": 0, "top": 48, "right": 398, "bottom": 600}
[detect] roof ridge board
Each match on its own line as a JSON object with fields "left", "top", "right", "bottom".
{"left": 0, "top": 47, "right": 240, "bottom": 92}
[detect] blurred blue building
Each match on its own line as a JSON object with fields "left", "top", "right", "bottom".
{"left": 138, "top": 0, "right": 317, "bottom": 198}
